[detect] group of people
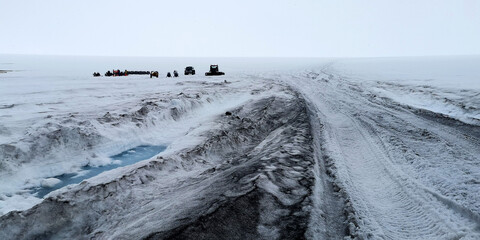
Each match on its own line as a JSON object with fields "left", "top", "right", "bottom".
{"left": 103, "top": 69, "right": 126, "bottom": 77}
{"left": 101, "top": 70, "right": 151, "bottom": 77}
{"left": 94, "top": 69, "right": 180, "bottom": 78}
{"left": 166, "top": 70, "right": 179, "bottom": 78}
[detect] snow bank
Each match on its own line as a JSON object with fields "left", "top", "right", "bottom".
{"left": 371, "top": 83, "right": 480, "bottom": 125}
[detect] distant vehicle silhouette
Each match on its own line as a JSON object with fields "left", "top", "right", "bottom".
{"left": 184, "top": 66, "right": 195, "bottom": 75}
{"left": 150, "top": 71, "right": 159, "bottom": 78}
{"left": 205, "top": 65, "right": 225, "bottom": 76}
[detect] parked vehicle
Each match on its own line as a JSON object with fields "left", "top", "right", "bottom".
{"left": 150, "top": 71, "right": 159, "bottom": 78}
{"left": 184, "top": 66, "right": 195, "bottom": 75}
{"left": 205, "top": 65, "right": 225, "bottom": 76}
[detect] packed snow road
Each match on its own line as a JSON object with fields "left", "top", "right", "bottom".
{"left": 280, "top": 70, "right": 480, "bottom": 239}
{"left": 1, "top": 58, "right": 480, "bottom": 239}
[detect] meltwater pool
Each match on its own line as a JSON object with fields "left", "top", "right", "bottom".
{"left": 33, "top": 145, "right": 167, "bottom": 198}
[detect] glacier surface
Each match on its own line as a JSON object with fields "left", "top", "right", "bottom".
{"left": 1, "top": 55, "right": 480, "bottom": 239}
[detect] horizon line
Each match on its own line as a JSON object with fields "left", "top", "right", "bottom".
{"left": 1, "top": 53, "right": 479, "bottom": 59}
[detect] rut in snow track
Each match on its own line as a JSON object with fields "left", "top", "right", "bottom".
{"left": 304, "top": 100, "right": 349, "bottom": 239}
{"left": 283, "top": 71, "right": 480, "bottom": 239}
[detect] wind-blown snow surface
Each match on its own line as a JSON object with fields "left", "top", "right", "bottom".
{"left": 1, "top": 55, "right": 480, "bottom": 239}
{"left": 328, "top": 56, "right": 480, "bottom": 125}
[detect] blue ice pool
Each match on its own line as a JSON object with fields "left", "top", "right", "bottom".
{"left": 33, "top": 145, "right": 167, "bottom": 198}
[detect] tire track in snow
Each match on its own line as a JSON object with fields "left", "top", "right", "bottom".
{"left": 305, "top": 100, "right": 348, "bottom": 239}
{"left": 284, "top": 71, "right": 480, "bottom": 239}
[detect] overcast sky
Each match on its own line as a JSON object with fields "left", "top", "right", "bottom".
{"left": 1, "top": 0, "right": 479, "bottom": 57}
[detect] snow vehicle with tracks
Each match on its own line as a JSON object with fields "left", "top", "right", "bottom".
{"left": 205, "top": 65, "right": 225, "bottom": 76}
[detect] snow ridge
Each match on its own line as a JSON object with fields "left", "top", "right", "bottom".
{"left": 0, "top": 94, "right": 318, "bottom": 239}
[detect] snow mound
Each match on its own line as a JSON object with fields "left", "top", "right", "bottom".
{"left": 40, "top": 178, "right": 61, "bottom": 188}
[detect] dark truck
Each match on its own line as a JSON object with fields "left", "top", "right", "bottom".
{"left": 205, "top": 65, "right": 225, "bottom": 76}
{"left": 184, "top": 66, "right": 195, "bottom": 75}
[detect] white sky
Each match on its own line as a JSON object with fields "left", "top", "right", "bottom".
{"left": 0, "top": 0, "right": 479, "bottom": 57}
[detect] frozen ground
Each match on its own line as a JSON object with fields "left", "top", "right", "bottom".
{"left": 0, "top": 55, "right": 479, "bottom": 239}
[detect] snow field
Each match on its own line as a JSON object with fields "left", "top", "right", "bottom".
{"left": 1, "top": 55, "right": 479, "bottom": 239}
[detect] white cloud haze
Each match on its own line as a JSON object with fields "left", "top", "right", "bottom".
{"left": 0, "top": 0, "right": 479, "bottom": 57}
